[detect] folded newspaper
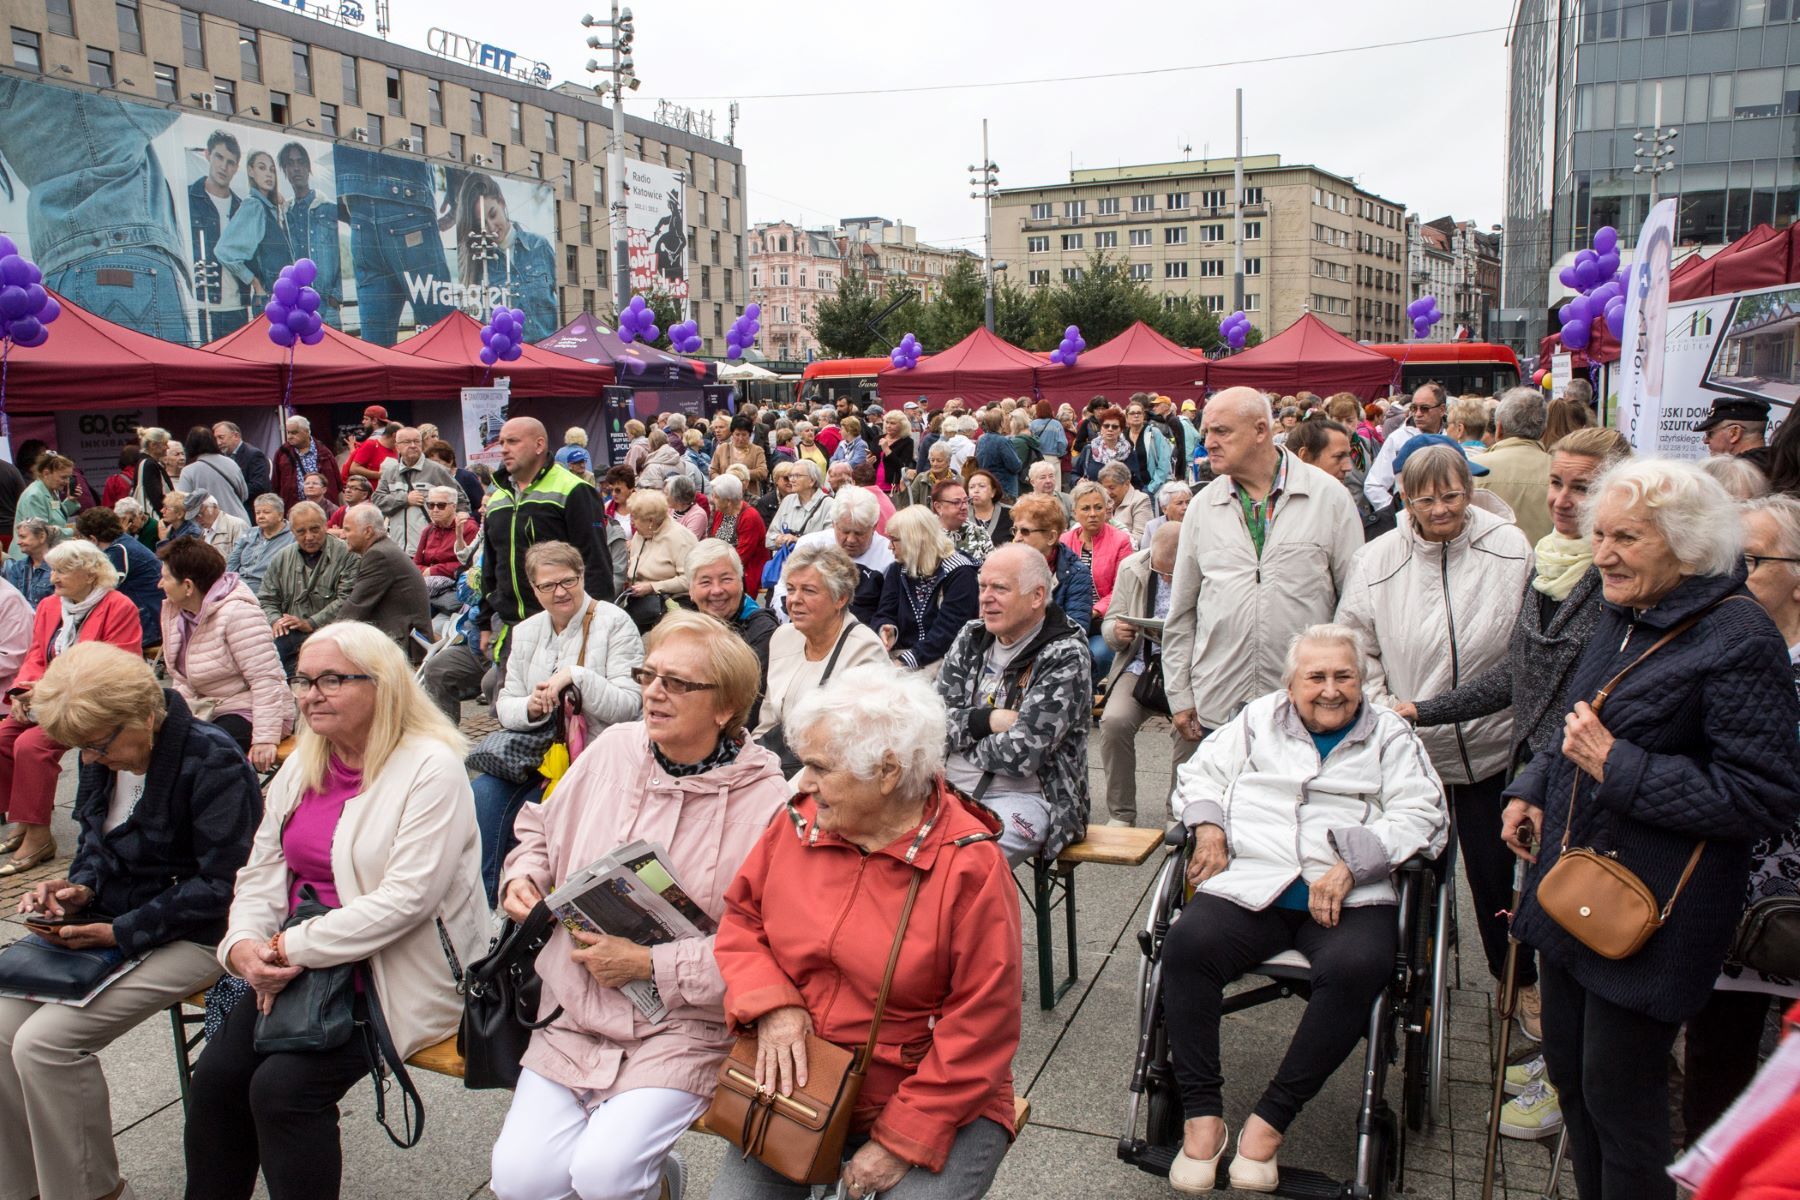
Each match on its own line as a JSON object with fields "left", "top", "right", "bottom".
{"left": 545, "top": 839, "right": 715, "bottom": 1023}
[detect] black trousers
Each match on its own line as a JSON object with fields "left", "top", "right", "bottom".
{"left": 212, "top": 712, "right": 254, "bottom": 754}
{"left": 182, "top": 984, "right": 373, "bottom": 1200}
{"left": 1538, "top": 958, "right": 1681, "bottom": 1200}
{"left": 274, "top": 630, "right": 307, "bottom": 679}
{"left": 1451, "top": 771, "right": 1535, "bottom": 987}
{"left": 1682, "top": 987, "right": 1777, "bottom": 1144}
{"left": 1162, "top": 892, "right": 1396, "bottom": 1132}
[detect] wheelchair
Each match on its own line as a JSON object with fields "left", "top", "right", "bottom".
{"left": 1119, "top": 825, "right": 1455, "bottom": 1199}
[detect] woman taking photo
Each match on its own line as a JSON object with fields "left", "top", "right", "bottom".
{"left": 623, "top": 491, "right": 699, "bottom": 634}
{"left": 715, "top": 665, "right": 1023, "bottom": 1199}
{"left": 176, "top": 426, "right": 250, "bottom": 522}
{"left": 8, "top": 453, "right": 78, "bottom": 555}
{"left": 1060, "top": 480, "right": 1134, "bottom": 674}
{"left": 1501, "top": 460, "right": 1800, "bottom": 1200}
{"left": 766, "top": 461, "right": 834, "bottom": 552}
{"left": 489, "top": 611, "right": 787, "bottom": 1200}
{"left": 473, "top": 542, "right": 643, "bottom": 903}
{"left": 157, "top": 536, "right": 292, "bottom": 768}
{"left": 3, "top": 644, "right": 260, "bottom": 1200}
{"left": 0, "top": 539, "right": 143, "bottom": 875}
{"left": 875, "top": 506, "right": 978, "bottom": 674}
{"left": 708, "top": 474, "right": 768, "bottom": 600}
{"left": 184, "top": 622, "right": 488, "bottom": 1200}
{"left": 2, "top": 518, "right": 61, "bottom": 608}
{"left": 966, "top": 468, "right": 1014, "bottom": 547}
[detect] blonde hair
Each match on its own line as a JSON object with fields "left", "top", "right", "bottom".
{"left": 34, "top": 642, "right": 165, "bottom": 747}
{"left": 290, "top": 621, "right": 465, "bottom": 794}
{"left": 886, "top": 505, "right": 954, "bottom": 577}
{"left": 644, "top": 610, "right": 761, "bottom": 740}
{"left": 627, "top": 489, "right": 670, "bottom": 524}
{"left": 45, "top": 538, "right": 120, "bottom": 590}
{"left": 563, "top": 427, "right": 589, "bottom": 448}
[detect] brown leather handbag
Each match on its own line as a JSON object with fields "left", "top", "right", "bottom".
{"left": 701, "top": 870, "right": 923, "bottom": 1185}
{"left": 1535, "top": 599, "right": 1749, "bottom": 960}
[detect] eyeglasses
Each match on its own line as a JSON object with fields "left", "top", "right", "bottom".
{"left": 1745, "top": 553, "right": 1800, "bottom": 572}
{"left": 1412, "top": 403, "right": 1444, "bottom": 413}
{"left": 1101, "top": 423, "right": 1122, "bottom": 430}
{"left": 629, "top": 666, "right": 718, "bottom": 694}
{"left": 532, "top": 576, "right": 580, "bottom": 596}
{"left": 935, "top": 496, "right": 970, "bottom": 508}
{"left": 1406, "top": 491, "right": 1467, "bottom": 511}
{"left": 289, "top": 672, "right": 375, "bottom": 697}
{"left": 77, "top": 723, "right": 126, "bottom": 757}
{"left": 426, "top": 501, "right": 453, "bottom": 509}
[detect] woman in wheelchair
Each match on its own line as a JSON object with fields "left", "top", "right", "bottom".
{"left": 1163, "top": 625, "right": 1448, "bottom": 1194}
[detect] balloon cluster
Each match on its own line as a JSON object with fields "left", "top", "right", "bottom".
{"left": 480, "top": 306, "right": 527, "bottom": 365}
{"left": 617, "top": 295, "right": 660, "bottom": 345}
{"left": 0, "top": 238, "right": 60, "bottom": 349}
{"left": 1556, "top": 226, "right": 1627, "bottom": 350}
{"left": 889, "top": 332, "right": 922, "bottom": 370}
{"left": 1220, "top": 310, "right": 1251, "bottom": 351}
{"left": 667, "top": 319, "right": 703, "bottom": 355}
{"left": 264, "top": 259, "right": 325, "bottom": 348}
{"left": 725, "top": 304, "right": 762, "bottom": 361}
{"left": 1049, "top": 325, "right": 1086, "bottom": 367}
{"left": 1407, "top": 295, "right": 1444, "bottom": 340}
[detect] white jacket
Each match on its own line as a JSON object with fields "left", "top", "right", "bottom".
{"left": 220, "top": 735, "right": 489, "bottom": 1059}
{"left": 1333, "top": 502, "right": 1531, "bottom": 785}
{"left": 1164, "top": 450, "right": 1365, "bottom": 731}
{"left": 494, "top": 596, "right": 644, "bottom": 740}
{"left": 1174, "top": 693, "right": 1449, "bottom": 909}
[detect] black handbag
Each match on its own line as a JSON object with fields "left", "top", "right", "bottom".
{"left": 254, "top": 886, "right": 358, "bottom": 1053}
{"left": 1131, "top": 653, "right": 1171, "bottom": 715}
{"left": 465, "top": 723, "right": 559, "bottom": 784}
{"left": 1731, "top": 895, "right": 1800, "bottom": 979}
{"left": 0, "top": 935, "right": 126, "bottom": 1000}
{"left": 456, "top": 900, "right": 564, "bottom": 1090}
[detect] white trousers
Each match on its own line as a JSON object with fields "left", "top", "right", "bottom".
{"left": 490, "top": 1067, "right": 708, "bottom": 1200}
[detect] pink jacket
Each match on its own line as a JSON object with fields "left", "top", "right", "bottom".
{"left": 1062, "top": 522, "right": 1135, "bottom": 615}
{"left": 502, "top": 723, "right": 788, "bottom": 1101}
{"left": 159, "top": 578, "right": 293, "bottom": 747}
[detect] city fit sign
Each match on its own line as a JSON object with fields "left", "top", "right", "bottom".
{"left": 425, "top": 27, "right": 552, "bottom": 86}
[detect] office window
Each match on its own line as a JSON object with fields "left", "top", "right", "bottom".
{"left": 181, "top": 9, "right": 202, "bottom": 66}
{"left": 509, "top": 100, "right": 523, "bottom": 141}
{"left": 723, "top": 267, "right": 734, "bottom": 297}
{"left": 1026, "top": 236, "right": 1049, "bottom": 252}
{"left": 87, "top": 47, "right": 113, "bottom": 88}
{"left": 449, "top": 132, "right": 464, "bottom": 161}
{"left": 1061, "top": 233, "right": 1084, "bottom": 250}
{"left": 1245, "top": 221, "right": 1263, "bottom": 240}
{"left": 271, "top": 92, "right": 291, "bottom": 125}
{"left": 1165, "top": 227, "right": 1188, "bottom": 245}
{"left": 1063, "top": 200, "right": 1086, "bottom": 219}
{"left": 292, "top": 44, "right": 312, "bottom": 95}
{"left": 1097, "top": 197, "right": 1121, "bottom": 215}
{"left": 1201, "top": 189, "right": 1227, "bottom": 208}
{"left": 213, "top": 78, "right": 235, "bottom": 115}
{"left": 1131, "top": 194, "right": 1155, "bottom": 212}
{"left": 1095, "top": 231, "right": 1118, "bottom": 248}
{"left": 153, "top": 60, "right": 176, "bottom": 100}
{"left": 116, "top": 1, "right": 141, "bottom": 53}
{"left": 1028, "top": 269, "right": 1050, "bottom": 286}
{"left": 1063, "top": 267, "right": 1084, "bottom": 282}
{"left": 1029, "top": 203, "right": 1052, "bottom": 220}
{"left": 341, "top": 56, "right": 359, "bottom": 106}
{"left": 1245, "top": 293, "right": 1261, "bottom": 311}
{"left": 470, "top": 91, "right": 486, "bottom": 134}
{"left": 544, "top": 113, "right": 558, "bottom": 152}
{"left": 1199, "top": 224, "right": 1225, "bottom": 242}
{"left": 1204, "top": 295, "right": 1226, "bottom": 313}
{"left": 697, "top": 192, "right": 708, "bottom": 224}
{"left": 1245, "top": 257, "right": 1262, "bottom": 276}
{"left": 1129, "top": 228, "right": 1152, "bottom": 247}
{"left": 427, "top": 80, "right": 442, "bottom": 125}
{"left": 1198, "top": 260, "right": 1225, "bottom": 278}
{"left": 577, "top": 123, "right": 589, "bottom": 161}
{"left": 701, "top": 266, "right": 712, "bottom": 300}
{"left": 565, "top": 245, "right": 578, "bottom": 274}
{"left": 365, "top": 113, "right": 381, "bottom": 143}
{"left": 48, "top": 0, "right": 74, "bottom": 37}
{"left": 12, "top": 29, "right": 41, "bottom": 71}
{"left": 529, "top": 151, "right": 543, "bottom": 179}
{"left": 721, "top": 196, "right": 731, "bottom": 228}
{"left": 385, "top": 66, "right": 402, "bottom": 115}
{"left": 595, "top": 249, "right": 608, "bottom": 279}
{"left": 489, "top": 142, "right": 504, "bottom": 167}
{"left": 408, "top": 122, "right": 424, "bottom": 147}
{"left": 320, "top": 102, "right": 338, "bottom": 135}
{"left": 750, "top": 267, "right": 760, "bottom": 289}
{"left": 1129, "top": 263, "right": 1152, "bottom": 281}
{"left": 1242, "top": 186, "right": 1263, "bottom": 204}
{"left": 1166, "top": 191, "right": 1189, "bottom": 210}
{"left": 239, "top": 26, "right": 259, "bottom": 83}
{"left": 777, "top": 266, "right": 789, "bottom": 286}
{"left": 579, "top": 206, "right": 592, "bottom": 245}
{"left": 1165, "top": 261, "right": 1189, "bottom": 279}
{"left": 563, "top": 159, "right": 574, "bottom": 199}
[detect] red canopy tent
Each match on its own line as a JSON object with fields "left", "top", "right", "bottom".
{"left": 389, "top": 311, "right": 614, "bottom": 395}
{"left": 1, "top": 289, "right": 278, "bottom": 411}
{"left": 205, "top": 316, "right": 471, "bottom": 404}
{"left": 536, "top": 312, "right": 715, "bottom": 385}
{"left": 1036, "top": 321, "right": 1209, "bottom": 409}
{"left": 1668, "top": 223, "right": 1800, "bottom": 301}
{"left": 1204, "top": 313, "right": 1396, "bottom": 400}
{"left": 876, "top": 327, "right": 1040, "bottom": 409}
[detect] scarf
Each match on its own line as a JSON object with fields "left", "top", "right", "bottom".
{"left": 1532, "top": 531, "right": 1593, "bottom": 601}
{"left": 52, "top": 586, "right": 109, "bottom": 659}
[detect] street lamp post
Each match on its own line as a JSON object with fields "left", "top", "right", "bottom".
{"left": 969, "top": 120, "right": 999, "bottom": 333}
{"left": 583, "top": 6, "right": 638, "bottom": 316}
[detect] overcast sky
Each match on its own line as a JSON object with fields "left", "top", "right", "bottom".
{"left": 383, "top": 0, "right": 1514, "bottom": 249}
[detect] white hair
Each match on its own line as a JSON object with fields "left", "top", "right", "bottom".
{"left": 1744, "top": 495, "right": 1800, "bottom": 577}
{"left": 113, "top": 497, "right": 144, "bottom": 518}
{"left": 1698, "top": 454, "right": 1769, "bottom": 501}
{"left": 986, "top": 542, "right": 1053, "bottom": 598}
{"left": 794, "top": 460, "right": 823, "bottom": 489}
{"left": 1028, "top": 459, "right": 1059, "bottom": 483}
{"left": 787, "top": 663, "right": 947, "bottom": 802}
{"left": 45, "top": 538, "right": 119, "bottom": 589}
{"left": 831, "top": 485, "right": 880, "bottom": 531}
{"left": 959, "top": 415, "right": 979, "bottom": 435}
{"left": 284, "top": 414, "right": 311, "bottom": 433}
{"left": 427, "top": 485, "right": 459, "bottom": 505}
{"left": 1096, "top": 461, "right": 1133, "bottom": 486}
{"left": 1157, "top": 480, "right": 1192, "bottom": 507}
{"left": 343, "top": 503, "right": 386, "bottom": 536}
{"left": 709, "top": 473, "right": 743, "bottom": 503}
{"left": 1585, "top": 458, "right": 1742, "bottom": 578}
{"left": 686, "top": 537, "right": 744, "bottom": 580}
{"left": 1282, "top": 623, "right": 1367, "bottom": 686}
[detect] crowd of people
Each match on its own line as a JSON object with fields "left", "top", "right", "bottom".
{"left": 0, "top": 377, "right": 1794, "bottom": 1200}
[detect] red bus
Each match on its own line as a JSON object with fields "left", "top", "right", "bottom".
{"left": 1366, "top": 342, "right": 1522, "bottom": 397}
{"left": 799, "top": 357, "right": 895, "bottom": 407}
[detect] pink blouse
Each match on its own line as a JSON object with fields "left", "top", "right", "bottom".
{"left": 283, "top": 756, "right": 362, "bottom": 913}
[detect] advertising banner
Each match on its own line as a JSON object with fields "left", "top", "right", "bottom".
{"left": 624, "top": 160, "right": 688, "bottom": 301}
{"left": 55, "top": 409, "right": 156, "bottom": 484}
{"left": 1551, "top": 353, "right": 1572, "bottom": 399}
{"left": 462, "top": 384, "right": 511, "bottom": 469}
{"left": 1616, "top": 199, "right": 1678, "bottom": 454}
{"left": 0, "top": 74, "right": 558, "bottom": 349}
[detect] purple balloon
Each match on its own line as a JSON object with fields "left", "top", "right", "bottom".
{"left": 300, "top": 325, "right": 326, "bottom": 346}
{"left": 1596, "top": 252, "right": 1620, "bottom": 278}
{"left": 269, "top": 322, "right": 297, "bottom": 348}
{"left": 643, "top": 325, "right": 659, "bottom": 342}
{"left": 8, "top": 314, "right": 41, "bottom": 342}
{"left": 1605, "top": 301, "right": 1627, "bottom": 338}
{"left": 1575, "top": 249, "right": 1598, "bottom": 266}
{"left": 1593, "top": 226, "right": 1619, "bottom": 255}
{"left": 0, "top": 287, "right": 26, "bottom": 321}
{"left": 273, "top": 278, "right": 300, "bottom": 307}
{"left": 285, "top": 309, "right": 311, "bottom": 334}
{"left": 292, "top": 258, "right": 318, "bottom": 286}
{"left": 1567, "top": 296, "right": 1593, "bottom": 323}
{"left": 1573, "top": 260, "right": 1599, "bottom": 288}
{"left": 264, "top": 299, "right": 291, "bottom": 326}
{"left": 35, "top": 296, "right": 59, "bottom": 326}
{"left": 489, "top": 333, "right": 513, "bottom": 357}
{"left": 745, "top": 303, "right": 761, "bottom": 319}
{"left": 297, "top": 288, "right": 321, "bottom": 314}
{"left": 0, "top": 236, "right": 14, "bottom": 260}
{"left": 0, "top": 256, "right": 30, "bottom": 289}
{"left": 1558, "top": 267, "right": 1579, "bottom": 289}
{"left": 479, "top": 345, "right": 497, "bottom": 365}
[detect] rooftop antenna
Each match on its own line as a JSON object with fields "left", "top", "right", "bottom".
{"left": 375, "top": 0, "right": 391, "bottom": 37}
{"left": 1180, "top": 141, "right": 1192, "bottom": 161}
{"left": 727, "top": 101, "right": 739, "bottom": 147}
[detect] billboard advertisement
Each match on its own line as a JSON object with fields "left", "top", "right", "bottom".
{"left": 0, "top": 74, "right": 558, "bottom": 349}
{"left": 625, "top": 160, "right": 688, "bottom": 301}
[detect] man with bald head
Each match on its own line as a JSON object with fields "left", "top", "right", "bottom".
{"left": 1162, "top": 387, "right": 1362, "bottom": 762}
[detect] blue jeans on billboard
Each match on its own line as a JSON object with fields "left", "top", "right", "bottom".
{"left": 486, "top": 228, "right": 559, "bottom": 342}
{"left": 471, "top": 772, "right": 544, "bottom": 904}
{"left": 45, "top": 247, "right": 194, "bottom": 345}
{"left": 286, "top": 191, "right": 343, "bottom": 326}
{"left": 343, "top": 195, "right": 454, "bottom": 345}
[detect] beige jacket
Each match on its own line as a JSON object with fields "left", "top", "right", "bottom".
{"left": 710, "top": 441, "right": 769, "bottom": 495}
{"left": 1110, "top": 488, "right": 1152, "bottom": 546}
{"left": 754, "top": 618, "right": 889, "bottom": 738}
{"left": 219, "top": 735, "right": 489, "bottom": 1059}
{"left": 628, "top": 520, "right": 700, "bottom": 595}
{"left": 1100, "top": 547, "right": 1168, "bottom": 690}
{"left": 1472, "top": 437, "right": 1554, "bottom": 548}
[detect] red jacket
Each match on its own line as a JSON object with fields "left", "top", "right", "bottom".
{"left": 412, "top": 516, "right": 477, "bottom": 578}
{"left": 101, "top": 469, "right": 135, "bottom": 509}
{"left": 712, "top": 503, "right": 770, "bottom": 600}
{"left": 716, "top": 783, "right": 1022, "bottom": 1172}
{"left": 19, "top": 588, "right": 144, "bottom": 688}
{"left": 274, "top": 442, "right": 344, "bottom": 509}
{"left": 1694, "top": 1000, "right": 1800, "bottom": 1200}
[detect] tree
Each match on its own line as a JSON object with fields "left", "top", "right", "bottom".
{"left": 916, "top": 258, "right": 987, "bottom": 350}
{"left": 1149, "top": 295, "right": 1222, "bottom": 354}
{"left": 809, "top": 272, "right": 886, "bottom": 358}
{"left": 604, "top": 292, "right": 683, "bottom": 342}
{"left": 1039, "top": 251, "right": 1159, "bottom": 346}
{"left": 993, "top": 278, "right": 1048, "bottom": 350}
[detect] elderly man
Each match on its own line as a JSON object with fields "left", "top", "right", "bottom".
{"left": 937, "top": 543, "right": 1093, "bottom": 865}
{"left": 373, "top": 426, "right": 455, "bottom": 554}
{"left": 212, "top": 421, "right": 271, "bottom": 499}
{"left": 772, "top": 485, "right": 894, "bottom": 626}
{"left": 412, "top": 484, "right": 476, "bottom": 593}
{"left": 1695, "top": 395, "right": 1773, "bottom": 473}
{"left": 1097, "top": 523, "right": 1183, "bottom": 826}
{"left": 113, "top": 497, "right": 159, "bottom": 553}
{"left": 1473, "top": 387, "right": 1555, "bottom": 546}
{"left": 1363, "top": 382, "right": 1448, "bottom": 513}
{"left": 1164, "top": 387, "right": 1363, "bottom": 762}
{"left": 224, "top": 493, "right": 293, "bottom": 598}
{"left": 273, "top": 414, "right": 342, "bottom": 509}
{"left": 685, "top": 539, "right": 778, "bottom": 701}
{"left": 194, "top": 495, "right": 249, "bottom": 554}
{"left": 1027, "top": 459, "right": 1076, "bottom": 524}
{"left": 258, "top": 500, "right": 357, "bottom": 675}
{"left": 335, "top": 502, "right": 431, "bottom": 653}
{"left": 1099, "top": 460, "right": 1152, "bottom": 544}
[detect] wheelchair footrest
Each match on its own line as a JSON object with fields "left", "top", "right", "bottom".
{"left": 1120, "top": 1141, "right": 1345, "bottom": 1198}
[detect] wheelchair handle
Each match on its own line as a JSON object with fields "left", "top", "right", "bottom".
{"left": 1162, "top": 822, "right": 1191, "bottom": 848}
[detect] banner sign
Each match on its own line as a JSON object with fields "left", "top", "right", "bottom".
{"left": 625, "top": 161, "right": 689, "bottom": 301}
{"left": 1551, "top": 353, "right": 1572, "bottom": 399}
{"left": 1616, "top": 198, "right": 1678, "bottom": 454}
{"left": 55, "top": 409, "right": 155, "bottom": 485}
{"left": 461, "top": 384, "right": 511, "bottom": 470}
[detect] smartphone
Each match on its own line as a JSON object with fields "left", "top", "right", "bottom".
{"left": 23, "top": 911, "right": 71, "bottom": 928}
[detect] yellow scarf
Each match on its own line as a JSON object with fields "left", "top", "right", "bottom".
{"left": 1532, "top": 532, "right": 1593, "bottom": 601}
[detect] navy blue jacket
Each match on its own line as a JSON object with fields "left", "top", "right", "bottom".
{"left": 66, "top": 691, "right": 262, "bottom": 956}
{"left": 1052, "top": 543, "right": 1095, "bottom": 635}
{"left": 105, "top": 535, "right": 164, "bottom": 648}
{"left": 875, "top": 555, "right": 979, "bottom": 671}
{"left": 1508, "top": 570, "right": 1800, "bottom": 1023}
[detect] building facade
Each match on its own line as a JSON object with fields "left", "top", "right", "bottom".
{"left": 1503, "top": 0, "right": 1800, "bottom": 353}
{"left": 1, "top": 0, "right": 747, "bottom": 349}
{"left": 1407, "top": 215, "right": 1501, "bottom": 341}
{"left": 989, "top": 155, "right": 1410, "bottom": 343}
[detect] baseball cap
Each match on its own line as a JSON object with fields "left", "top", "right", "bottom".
{"left": 555, "top": 445, "right": 591, "bottom": 468}
{"left": 1180, "top": 400, "right": 1197, "bottom": 413}
{"left": 362, "top": 405, "right": 388, "bottom": 422}
{"left": 1392, "top": 432, "right": 1489, "bottom": 476}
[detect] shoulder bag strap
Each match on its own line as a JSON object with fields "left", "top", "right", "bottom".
{"left": 574, "top": 600, "right": 597, "bottom": 665}
{"left": 817, "top": 622, "right": 853, "bottom": 686}
{"left": 357, "top": 964, "right": 426, "bottom": 1149}
{"left": 856, "top": 870, "right": 925, "bottom": 1072}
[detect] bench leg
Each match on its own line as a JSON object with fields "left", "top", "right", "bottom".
{"left": 1030, "top": 859, "right": 1080, "bottom": 1010}
{"left": 167, "top": 1004, "right": 203, "bottom": 1114}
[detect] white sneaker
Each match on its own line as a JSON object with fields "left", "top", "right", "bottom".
{"left": 658, "top": 1151, "right": 685, "bottom": 1200}
{"left": 1105, "top": 818, "right": 1132, "bottom": 828}
{"left": 1504, "top": 1054, "right": 1547, "bottom": 1096}
{"left": 1499, "top": 1080, "right": 1563, "bottom": 1140}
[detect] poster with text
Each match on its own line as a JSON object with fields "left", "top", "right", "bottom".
{"left": 1616, "top": 199, "right": 1677, "bottom": 455}
{"left": 624, "top": 160, "right": 688, "bottom": 302}
{"left": 462, "top": 386, "right": 511, "bottom": 470}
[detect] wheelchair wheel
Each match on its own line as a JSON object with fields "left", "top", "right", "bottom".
{"left": 1401, "top": 869, "right": 1449, "bottom": 1132}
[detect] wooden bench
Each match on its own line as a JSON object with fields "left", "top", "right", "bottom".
{"left": 1024, "top": 825, "right": 1165, "bottom": 1010}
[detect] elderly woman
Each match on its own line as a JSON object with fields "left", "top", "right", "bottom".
{"left": 767, "top": 460, "right": 834, "bottom": 551}
{"left": 157, "top": 536, "right": 291, "bottom": 768}
{"left": 1334, "top": 442, "right": 1530, "bottom": 996}
{"left": 623, "top": 490, "right": 699, "bottom": 634}
{"left": 966, "top": 468, "right": 1013, "bottom": 547}
{"left": 755, "top": 543, "right": 887, "bottom": 774}
{"left": 158, "top": 490, "right": 204, "bottom": 547}
{"left": 715, "top": 664, "right": 1023, "bottom": 1199}
{"left": 1027, "top": 458, "right": 1076, "bottom": 524}
{"left": 473, "top": 542, "right": 643, "bottom": 902}
{"left": 666, "top": 474, "right": 710, "bottom": 539}
{"left": 1010, "top": 492, "right": 1095, "bottom": 635}
{"left": 8, "top": 453, "right": 78, "bottom": 556}
{"left": 712, "top": 415, "right": 770, "bottom": 497}
{"left": 132, "top": 428, "right": 175, "bottom": 513}
{"left": 909, "top": 441, "right": 957, "bottom": 509}
{"left": 686, "top": 540, "right": 779, "bottom": 696}
{"left": 2, "top": 518, "right": 61, "bottom": 608}
{"left": 223, "top": 493, "right": 293, "bottom": 599}
{"left": 793, "top": 420, "right": 830, "bottom": 481}
{"left": 114, "top": 496, "right": 160, "bottom": 553}
{"left": 831, "top": 414, "right": 870, "bottom": 468}
{"left": 875, "top": 506, "right": 979, "bottom": 674}
{"left": 877, "top": 410, "right": 916, "bottom": 498}
{"left": 1698, "top": 452, "right": 1768, "bottom": 501}
{"left": 1143, "top": 481, "right": 1192, "bottom": 544}
{"left": 0, "top": 540, "right": 142, "bottom": 874}
{"left": 1074, "top": 406, "right": 1131, "bottom": 482}
{"left": 2, "top": 644, "right": 259, "bottom": 1200}
{"left": 490, "top": 611, "right": 786, "bottom": 1200}
{"left": 753, "top": 460, "right": 789, "bottom": 528}
{"left": 176, "top": 426, "right": 250, "bottom": 522}
{"left": 1061, "top": 479, "right": 1134, "bottom": 674}
{"left": 708, "top": 474, "right": 769, "bottom": 600}
{"left": 1498, "top": 461, "right": 1800, "bottom": 1200}
{"left": 183, "top": 622, "right": 488, "bottom": 1200}
{"left": 1163, "top": 626, "right": 1447, "bottom": 1191}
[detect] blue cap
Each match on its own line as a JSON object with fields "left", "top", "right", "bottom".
{"left": 555, "top": 445, "right": 591, "bottom": 468}
{"left": 1392, "top": 432, "right": 1489, "bottom": 476}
